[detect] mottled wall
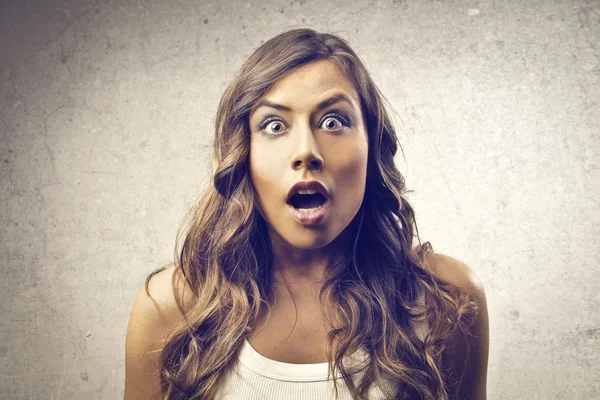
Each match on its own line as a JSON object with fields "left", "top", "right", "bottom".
{"left": 1, "top": 0, "right": 598, "bottom": 399}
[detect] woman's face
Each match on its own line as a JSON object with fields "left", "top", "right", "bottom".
{"left": 248, "top": 59, "right": 369, "bottom": 251}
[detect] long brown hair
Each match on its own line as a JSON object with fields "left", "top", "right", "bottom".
{"left": 145, "top": 28, "right": 477, "bottom": 399}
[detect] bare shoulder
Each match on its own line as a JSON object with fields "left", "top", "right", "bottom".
{"left": 423, "top": 251, "right": 489, "bottom": 399}
{"left": 423, "top": 251, "right": 486, "bottom": 299}
{"left": 131, "top": 264, "right": 188, "bottom": 329}
{"left": 124, "top": 264, "right": 191, "bottom": 400}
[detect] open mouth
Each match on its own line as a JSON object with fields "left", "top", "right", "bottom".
{"left": 287, "top": 192, "right": 328, "bottom": 213}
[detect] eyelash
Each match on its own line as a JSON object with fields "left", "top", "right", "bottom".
{"left": 257, "top": 111, "right": 352, "bottom": 138}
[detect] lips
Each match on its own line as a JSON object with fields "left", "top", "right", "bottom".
{"left": 286, "top": 181, "right": 330, "bottom": 204}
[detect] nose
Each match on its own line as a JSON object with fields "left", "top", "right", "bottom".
{"left": 290, "top": 121, "right": 324, "bottom": 172}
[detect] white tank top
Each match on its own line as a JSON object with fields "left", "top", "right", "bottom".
{"left": 214, "top": 338, "right": 398, "bottom": 400}
{"left": 214, "top": 294, "right": 429, "bottom": 399}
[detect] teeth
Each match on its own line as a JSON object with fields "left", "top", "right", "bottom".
{"left": 296, "top": 188, "right": 319, "bottom": 195}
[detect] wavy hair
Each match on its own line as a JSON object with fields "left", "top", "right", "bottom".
{"left": 145, "top": 28, "right": 478, "bottom": 399}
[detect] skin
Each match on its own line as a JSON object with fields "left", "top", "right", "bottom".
{"left": 246, "top": 59, "right": 370, "bottom": 363}
{"left": 425, "top": 253, "right": 489, "bottom": 399}
{"left": 248, "top": 59, "right": 369, "bottom": 289}
{"left": 123, "top": 259, "right": 489, "bottom": 399}
{"left": 124, "top": 59, "right": 489, "bottom": 399}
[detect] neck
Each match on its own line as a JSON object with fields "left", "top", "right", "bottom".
{"left": 269, "top": 225, "right": 354, "bottom": 289}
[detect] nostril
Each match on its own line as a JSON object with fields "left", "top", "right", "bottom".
{"left": 292, "top": 159, "right": 323, "bottom": 171}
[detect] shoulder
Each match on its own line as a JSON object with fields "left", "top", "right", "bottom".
{"left": 422, "top": 252, "right": 489, "bottom": 399}
{"left": 124, "top": 264, "right": 191, "bottom": 399}
{"left": 129, "top": 264, "right": 189, "bottom": 332}
{"left": 423, "top": 251, "right": 486, "bottom": 298}
{"left": 421, "top": 251, "right": 488, "bottom": 339}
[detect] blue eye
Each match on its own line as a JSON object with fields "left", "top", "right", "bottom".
{"left": 257, "top": 111, "right": 352, "bottom": 138}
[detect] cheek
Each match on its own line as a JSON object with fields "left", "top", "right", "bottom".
{"left": 331, "top": 142, "right": 369, "bottom": 184}
{"left": 345, "top": 155, "right": 368, "bottom": 196}
{"left": 249, "top": 143, "right": 282, "bottom": 199}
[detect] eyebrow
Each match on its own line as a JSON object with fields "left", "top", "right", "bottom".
{"left": 253, "top": 93, "right": 354, "bottom": 113}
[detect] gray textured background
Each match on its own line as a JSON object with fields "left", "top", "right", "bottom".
{"left": 1, "top": 0, "right": 598, "bottom": 399}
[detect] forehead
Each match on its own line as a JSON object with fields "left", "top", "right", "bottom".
{"left": 251, "top": 59, "right": 360, "bottom": 112}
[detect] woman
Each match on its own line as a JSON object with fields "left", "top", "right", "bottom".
{"left": 124, "top": 28, "right": 489, "bottom": 400}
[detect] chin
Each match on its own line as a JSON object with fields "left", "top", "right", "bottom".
{"left": 265, "top": 222, "right": 335, "bottom": 249}
{"left": 287, "top": 237, "right": 333, "bottom": 250}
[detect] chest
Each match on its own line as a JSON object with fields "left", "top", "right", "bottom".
{"left": 247, "top": 294, "right": 336, "bottom": 364}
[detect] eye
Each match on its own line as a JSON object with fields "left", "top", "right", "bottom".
{"left": 319, "top": 111, "right": 352, "bottom": 132}
{"left": 257, "top": 111, "right": 352, "bottom": 138}
{"left": 258, "top": 117, "right": 287, "bottom": 137}
{"left": 321, "top": 115, "right": 345, "bottom": 131}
